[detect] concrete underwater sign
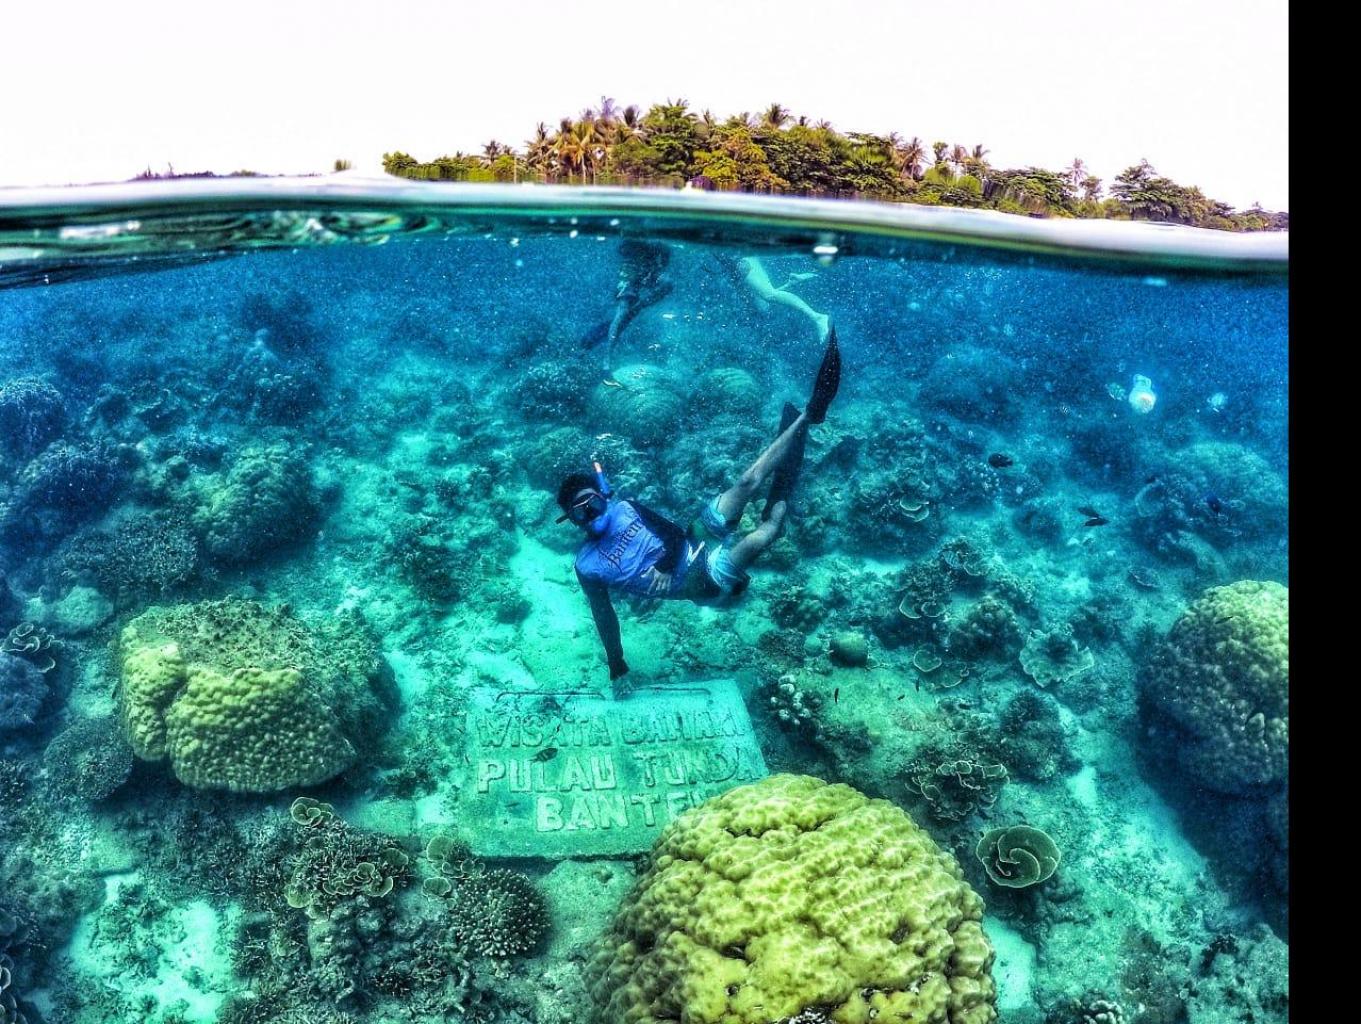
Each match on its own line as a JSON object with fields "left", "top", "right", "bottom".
{"left": 462, "top": 680, "right": 767, "bottom": 857}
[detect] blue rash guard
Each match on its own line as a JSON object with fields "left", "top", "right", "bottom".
{"left": 574, "top": 497, "right": 691, "bottom": 680}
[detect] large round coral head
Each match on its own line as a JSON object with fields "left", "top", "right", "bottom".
{"left": 588, "top": 773, "right": 997, "bottom": 1024}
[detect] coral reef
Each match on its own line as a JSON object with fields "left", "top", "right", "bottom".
{"left": 1, "top": 441, "right": 132, "bottom": 545}
{"left": 0, "top": 377, "right": 66, "bottom": 461}
{"left": 588, "top": 363, "right": 684, "bottom": 447}
{"left": 282, "top": 800, "right": 411, "bottom": 918}
{"left": 421, "top": 835, "right": 548, "bottom": 958}
{"left": 0, "top": 654, "right": 46, "bottom": 732}
{"left": 588, "top": 774, "right": 996, "bottom": 1024}
{"left": 62, "top": 511, "right": 202, "bottom": 601}
{"left": 191, "top": 443, "right": 318, "bottom": 564}
{"left": 1019, "top": 624, "right": 1095, "bottom": 689}
{"left": 975, "top": 825, "right": 1061, "bottom": 888}
{"left": 116, "top": 598, "right": 391, "bottom": 792}
{"left": 42, "top": 716, "right": 134, "bottom": 802}
{"left": 1142, "top": 580, "right": 1288, "bottom": 793}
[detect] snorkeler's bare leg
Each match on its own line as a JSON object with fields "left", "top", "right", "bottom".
{"left": 727, "top": 501, "right": 787, "bottom": 570}
{"left": 741, "top": 257, "right": 830, "bottom": 340}
{"left": 714, "top": 412, "right": 808, "bottom": 523}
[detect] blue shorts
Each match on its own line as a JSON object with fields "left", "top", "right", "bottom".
{"left": 687, "top": 496, "right": 750, "bottom": 599}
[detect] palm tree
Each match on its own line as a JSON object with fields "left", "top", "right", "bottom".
{"left": 949, "top": 144, "right": 969, "bottom": 176}
{"left": 525, "top": 123, "right": 554, "bottom": 178}
{"left": 553, "top": 119, "right": 585, "bottom": 182}
{"left": 1066, "top": 158, "right": 1087, "bottom": 189}
{"left": 964, "top": 144, "right": 989, "bottom": 178}
{"left": 895, "top": 136, "right": 926, "bottom": 181}
{"left": 615, "top": 105, "right": 643, "bottom": 144}
{"left": 932, "top": 141, "right": 949, "bottom": 167}
{"left": 481, "top": 140, "right": 506, "bottom": 165}
{"left": 762, "top": 103, "right": 791, "bottom": 129}
{"left": 1080, "top": 174, "right": 1103, "bottom": 201}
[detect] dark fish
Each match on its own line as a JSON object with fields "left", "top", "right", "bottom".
{"left": 531, "top": 747, "right": 558, "bottom": 763}
{"left": 833, "top": 687, "right": 840, "bottom": 704}
{"left": 1083, "top": 516, "right": 1109, "bottom": 528}
{"left": 1077, "top": 504, "right": 1102, "bottom": 518}
{"left": 1205, "top": 494, "right": 1224, "bottom": 515}
{"left": 987, "top": 453, "right": 1014, "bottom": 468}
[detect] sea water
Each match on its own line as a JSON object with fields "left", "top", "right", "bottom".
{"left": 0, "top": 182, "right": 1287, "bottom": 1024}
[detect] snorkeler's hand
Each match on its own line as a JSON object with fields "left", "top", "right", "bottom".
{"left": 641, "top": 566, "right": 672, "bottom": 595}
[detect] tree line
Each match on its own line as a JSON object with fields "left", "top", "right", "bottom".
{"left": 381, "top": 98, "right": 1286, "bottom": 232}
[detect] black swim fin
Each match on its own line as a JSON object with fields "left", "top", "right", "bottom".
{"left": 763, "top": 401, "right": 808, "bottom": 522}
{"left": 580, "top": 320, "right": 611, "bottom": 350}
{"left": 805, "top": 326, "right": 841, "bottom": 424}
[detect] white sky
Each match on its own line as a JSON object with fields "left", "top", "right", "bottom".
{"left": 1, "top": 0, "right": 1287, "bottom": 210}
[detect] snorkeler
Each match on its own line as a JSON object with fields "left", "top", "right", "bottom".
{"left": 557, "top": 329, "right": 842, "bottom": 688}
{"left": 580, "top": 239, "right": 674, "bottom": 373}
{"left": 718, "top": 255, "right": 830, "bottom": 342}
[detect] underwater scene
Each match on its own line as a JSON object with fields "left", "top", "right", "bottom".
{"left": 0, "top": 186, "right": 1287, "bottom": 1024}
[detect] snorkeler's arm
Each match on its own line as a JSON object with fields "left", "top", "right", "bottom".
{"left": 577, "top": 568, "right": 628, "bottom": 679}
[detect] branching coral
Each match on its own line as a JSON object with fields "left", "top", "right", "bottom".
{"left": 42, "top": 716, "right": 134, "bottom": 802}
{"left": 0, "top": 654, "right": 46, "bottom": 732}
{"left": 0, "top": 377, "right": 65, "bottom": 461}
{"left": 62, "top": 511, "right": 202, "bottom": 600}
{"left": 420, "top": 835, "right": 548, "bottom": 958}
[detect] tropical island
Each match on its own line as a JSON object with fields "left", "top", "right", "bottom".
{"left": 382, "top": 98, "right": 1287, "bottom": 232}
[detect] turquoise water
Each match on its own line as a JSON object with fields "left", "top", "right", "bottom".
{"left": 1, "top": 184, "right": 1287, "bottom": 1024}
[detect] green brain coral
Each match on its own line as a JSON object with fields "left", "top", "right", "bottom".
{"left": 1144, "top": 580, "right": 1288, "bottom": 793}
{"left": 588, "top": 773, "right": 996, "bottom": 1024}
{"left": 116, "top": 598, "right": 391, "bottom": 793}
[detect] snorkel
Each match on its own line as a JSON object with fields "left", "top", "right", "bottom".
{"left": 593, "top": 461, "right": 613, "bottom": 500}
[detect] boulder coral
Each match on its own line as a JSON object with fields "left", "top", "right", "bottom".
{"left": 116, "top": 598, "right": 391, "bottom": 793}
{"left": 588, "top": 773, "right": 996, "bottom": 1024}
{"left": 1142, "top": 580, "right": 1288, "bottom": 793}
{"left": 588, "top": 364, "right": 683, "bottom": 447}
{"left": 191, "top": 443, "right": 318, "bottom": 564}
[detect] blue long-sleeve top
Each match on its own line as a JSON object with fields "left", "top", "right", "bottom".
{"left": 574, "top": 497, "right": 690, "bottom": 673}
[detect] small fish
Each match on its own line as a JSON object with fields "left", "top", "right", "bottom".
{"left": 602, "top": 379, "right": 625, "bottom": 389}
{"left": 531, "top": 747, "right": 558, "bottom": 763}
{"left": 987, "top": 453, "right": 1014, "bottom": 469}
{"left": 1077, "top": 504, "right": 1102, "bottom": 518}
{"left": 1205, "top": 494, "right": 1224, "bottom": 516}
{"left": 833, "top": 687, "right": 840, "bottom": 704}
{"left": 1083, "top": 516, "right": 1109, "bottom": 528}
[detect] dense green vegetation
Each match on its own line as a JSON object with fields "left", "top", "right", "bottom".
{"left": 382, "top": 99, "right": 1286, "bottom": 231}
